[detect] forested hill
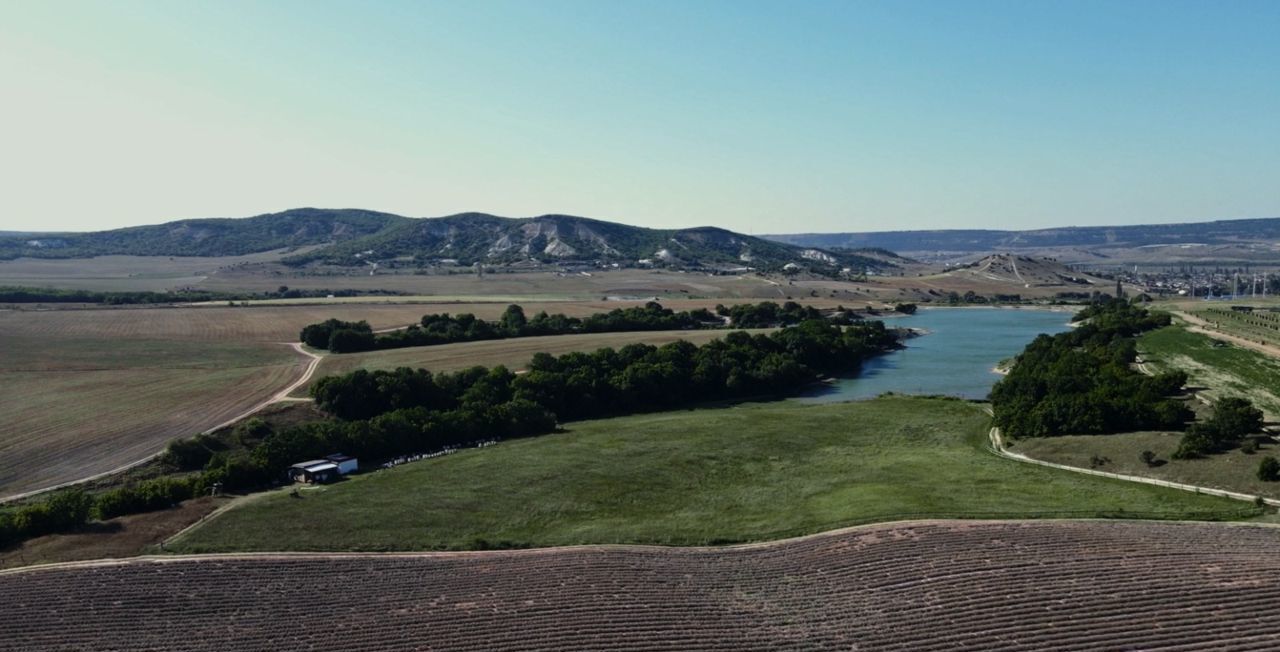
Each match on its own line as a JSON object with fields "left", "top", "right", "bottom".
{"left": 767, "top": 216, "right": 1280, "bottom": 255}
{"left": 0, "top": 209, "right": 895, "bottom": 272}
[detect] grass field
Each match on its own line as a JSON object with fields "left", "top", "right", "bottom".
{"left": 171, "top": 396, "right": 1244, "bottom": 552}
{"left": 0, "top": 336, "right": 305, "bottom": 497}
{"left": 294, "top": 329, "right": 771, "bottom": 396}
{"left": 1013, "top": 430, "right": 1280, "bottom": 500}
{"left": 1138, "top": 323, "right": 1280, "bottom": 417}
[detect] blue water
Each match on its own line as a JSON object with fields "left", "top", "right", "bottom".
{"left": 798, "top": 308, "right": 1073, "bottom": 403}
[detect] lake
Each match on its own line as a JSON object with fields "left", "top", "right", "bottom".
{"left": 799, "top": 307, "right": 1073, "bottom": 403}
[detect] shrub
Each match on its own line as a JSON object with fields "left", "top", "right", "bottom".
{"left": 1139, "top": 450, "right": 1157, "bottom": 466}
{"left": 93, "top": 477, "right": 197, "bottom": 520}
{"left": 1257, "top": 456, "right": 1280, "bottom": 482}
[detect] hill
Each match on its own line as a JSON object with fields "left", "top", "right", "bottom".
{"left": 768, "top": 216, "right": 1280, "bottom": 265}
{"left": 6, "top": 521, "right": 1279, "bottom": 651}
{"left": 0, "top": 209, "right": 895, "bottom": 273}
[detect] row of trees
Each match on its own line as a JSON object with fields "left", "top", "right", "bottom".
{"left": 301, "top": 301, "right": 856, "bottom": 353}
{"left": 1, "top": 476, "right": 201, "bottom": 548}
{"left": 991, "top": 299, "right": 1192, "bottom": 438}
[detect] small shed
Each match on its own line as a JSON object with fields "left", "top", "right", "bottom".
{"left": 325, "top": 454, "right": 359, "bottom": 475}
{"left": 289, "top": 460, "right": 340, "bottom": 484}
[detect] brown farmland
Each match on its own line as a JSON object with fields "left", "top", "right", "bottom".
{"left": 4, "top": 520, "right": 1279, "bottom": 651}
{"left": 0, "top": 336, "right": 306, "bottom": 498}
{"left": 0, "top": 298, "right": 801, "bottom": 342}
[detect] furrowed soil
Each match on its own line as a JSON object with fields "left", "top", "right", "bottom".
{"left": 6, "top": 520, "right": 1280, "bottom": 651}
{"left": 171, "top": 397, "right": 1243, "bottom": 553}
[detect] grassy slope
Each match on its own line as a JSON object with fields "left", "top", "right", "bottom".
{"left": 1016, "top": 323, "right": 1280, "bottom": 500}
{"left": 1141, "top": 323, "right": 1280, "bottom": 416}
{"left": 171, "top": 396, "right": 1242, "bottom": 553}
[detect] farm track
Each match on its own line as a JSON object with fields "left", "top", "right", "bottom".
{"left": 3, "top": 520, "right": 1280, "bottom": 651}
{"left": 985, "top": 406, "right": 1280, "bottom": 507}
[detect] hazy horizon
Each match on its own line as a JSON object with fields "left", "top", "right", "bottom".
{"left": 4, "top": 206, "right": 1280, "bottom": 237}
{"left": 2, "top": 1, "right": 1277, "bottom": 233}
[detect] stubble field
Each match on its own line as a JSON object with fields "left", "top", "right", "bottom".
{"left": 6, "top": 520, "right": 1280, "bottom": 651}
{"left": 0, "top": 336, "right": 304, "bottom": 498}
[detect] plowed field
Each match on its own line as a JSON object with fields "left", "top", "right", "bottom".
{"left": 4, "top": 520, "right": 1278, "bottom": 651}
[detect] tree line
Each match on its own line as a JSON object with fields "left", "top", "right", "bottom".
{"left": 300, "top": 300, "right": 864, "bottom": 353}
{"left": 991, "top": 299, "right": 1192, "bottom": 438}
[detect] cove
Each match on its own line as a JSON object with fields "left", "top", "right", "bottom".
{"left": 799, "top": 307, "right": 1074, "bottom": 403}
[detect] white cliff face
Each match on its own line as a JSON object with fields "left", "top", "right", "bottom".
{"left": 544, "top": 239, "right": 578, "bottom": 257}
{"left": 801, "top": 249, "right": 837, "bottom": 264}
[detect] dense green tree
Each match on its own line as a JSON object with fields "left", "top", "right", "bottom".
{"left": 992, "top": 300, "right": 1187, "bottom": 438}
{"left": 1258, "top": 456, "right": 1280, "bottom": 482}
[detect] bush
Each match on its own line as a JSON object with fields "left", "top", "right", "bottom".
{"left": 1139, "top": 450, "right": 1157, "bottom": 466}
{"left": 1258, "top": 456, "right": 1280, "bottom": 482}
{"left": 162, "top": 434, "right": 221, "bottom": 471}
{"left": 93, "top": 477, "right": 197, "bottom": 520}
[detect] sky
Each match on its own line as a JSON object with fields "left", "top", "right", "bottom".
{"left": 0, "top": 0, "right": 1277, "bottom": 234}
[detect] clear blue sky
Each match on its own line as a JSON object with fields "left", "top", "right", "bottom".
{"left": 1, "top": 0, "right": 1277, "bottom": 233}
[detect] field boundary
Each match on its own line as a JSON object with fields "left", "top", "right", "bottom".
{"left": 9, "top": 516, "right": 1279, "bottom": 577}
{"left": 0, "top": 343, "right": 323, "bottom": 504}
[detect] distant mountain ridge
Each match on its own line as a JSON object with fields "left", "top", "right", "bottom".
{"left": 0, "top": 208, "right": 896, "bottom": 272}
{"left": 766, "top": 216, "right": 1280, "bottom": 258}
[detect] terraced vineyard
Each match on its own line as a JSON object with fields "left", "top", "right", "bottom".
{"left": 4, "top": 520, "right": 1279, "bottom": 651}
{"left": 1196, "top": 307, "right": 1280, "bottom": 346}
